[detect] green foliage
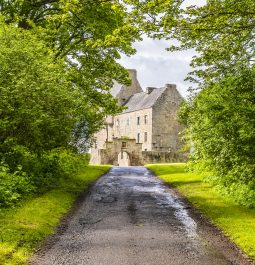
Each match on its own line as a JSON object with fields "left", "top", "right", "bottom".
{"left": 0, "top": 21, "right": 107, "bottom": 158}
{"left": 0, "top": 0, "right": 144, "bottom": 207}
{"left": 149, "top": 0, "right": 255, "bottom": 84}
{"left": 181, "top": 67, "right": 255, "bottom": 207}
{"left": 147, "top": 164, "right": 255, "bottom": 260}
{"left": 0, "top": 165, "right": 34, "bottom": 207}
{"left": 0, "top": 149, "right": 91, "bottom": 207}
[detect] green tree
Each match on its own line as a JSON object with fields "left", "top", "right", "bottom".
{"left": 0, "top": 0, "right": 144, "bottom": 147}
{"left": 0, "top": 22, "right": 83, "bottom": 167}
{"left": 181, "top": 67, "right": 255, "bottom": 207}
{"left": 154, "top": 0, "right": 255, "bottom": 84}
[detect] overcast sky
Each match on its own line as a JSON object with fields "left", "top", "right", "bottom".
{"left": 119, "top": 0, "right": 206, "bottom": 98}
{"left": 119, "top": 38, "right": 194, "bottom": 98}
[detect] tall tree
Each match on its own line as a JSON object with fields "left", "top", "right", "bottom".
{"left": 158, "top": 0, "right": 255, "bottom": 84}
{"left": 0, "top": 1, "right": 144, "bottom": 150}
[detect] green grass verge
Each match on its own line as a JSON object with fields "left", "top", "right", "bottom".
{"left": 0, "top": 165, "right": 111, "bottom": 265}
{"left": 146, "top": 163, "right": 255, "bottom": 260}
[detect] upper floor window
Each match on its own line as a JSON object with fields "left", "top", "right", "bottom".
{"left": 144, "top": 115, "right": 148, "bottom": 124}
{"left": 144, "top": 132, "right": 148, "bottom": 142}
{"left": 137, "top": 133, "right": 140, "bottom": 143}
{"left": 137, "top": 116, "right": 140, "bottom": 125}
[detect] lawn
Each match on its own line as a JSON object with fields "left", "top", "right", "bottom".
{"left": 0, "top": 165, "right": 111, "bottom": 265}
{"left": 146, "top": 163, "right": 255, "bottom": 260}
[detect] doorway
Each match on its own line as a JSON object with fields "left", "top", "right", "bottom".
{"left": 118, "top": 151, "right": 130, "bottom": 166}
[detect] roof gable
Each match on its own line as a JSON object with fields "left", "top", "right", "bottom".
{"left": 122, "top": 87, "right": 166, "bottom": 113}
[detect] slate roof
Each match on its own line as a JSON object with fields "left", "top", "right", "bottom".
{"left": 122, "top": 87, "right": 166, "bottom": 113}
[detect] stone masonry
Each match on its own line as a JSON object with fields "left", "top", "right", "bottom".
{"left": 90, "top": 69, "right": 187, "bottom": 166}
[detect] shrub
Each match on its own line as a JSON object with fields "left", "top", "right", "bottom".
{"left": 0, "top": 149, "right": 90, "bottom": 208}
{"left": 181, "top": 67, "right": 255, "bottom": 207}
{"left": 0, "top": 164, "right": 34, "bottom": 207}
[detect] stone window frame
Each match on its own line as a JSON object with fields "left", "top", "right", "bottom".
{"left": 144, "top": 115, "right": 148, "bottom": 124}
{"left": 144, "top": 132, "right": 148, "bottom": 142}
{"left": 137, "top": 116, "right": 140, "bottom": 125}
{"left": 137, "top": 133, "right": 140, "bottom": 143}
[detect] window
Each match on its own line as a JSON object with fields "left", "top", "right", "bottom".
{"left": 122, "top": 142, "right": 127, "bottom": 148}
{"left": 137, "top": 133, "right": 140, "bottom": 143}
{"left": 144, "top": 115, "right": 148, "bottom": 124}
{"left": 137, "top": 116, "right": 140, "bottom": 125}
{"left": 144, "top": 132, "right": 148, "bottom": 142}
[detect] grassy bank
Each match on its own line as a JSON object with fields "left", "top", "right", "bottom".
{"left": 0, "top": 165, "right": 111, "bottom": 265}
{"left": 146, "top": 163, "right": 255, "bottom": 260}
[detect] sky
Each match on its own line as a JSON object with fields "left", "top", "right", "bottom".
{"left": 118, "top": 0, "right": 206, "bottom": 98}
{"left": 119, "top": 38, "right": 194, "bottom": 98}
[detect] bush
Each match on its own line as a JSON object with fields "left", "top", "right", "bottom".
{"left": 0, "top": 164, "right": 34, "bottom": 207}
{"left": 182, "top": 66, "right": 255, "bottom": 207}
{"left": 0, "top": 149, "right": 90, "bottom": 208}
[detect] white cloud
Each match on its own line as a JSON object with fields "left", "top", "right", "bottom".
{"left": 119, "top": 0, "right": 207, "bottom": 98}
{"left": 119, "top": 37, "right": 195, "bottom": 98}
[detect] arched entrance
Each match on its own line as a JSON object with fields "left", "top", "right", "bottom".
{"left": 99, "top": 138, "right": 143, "bottom": 166}
{"left": 117, "top": 151, "right": 130, "bottom": 166}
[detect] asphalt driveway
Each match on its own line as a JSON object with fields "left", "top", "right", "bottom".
{"left": 30, "top": 166, "right": 251, "bottom": 265}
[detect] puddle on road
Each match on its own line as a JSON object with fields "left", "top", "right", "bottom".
{"left": 112, "top": 167, "right": 198, "bottom": 239}
{"left": 132, "top": 178, "right": 198, "bottom": 239}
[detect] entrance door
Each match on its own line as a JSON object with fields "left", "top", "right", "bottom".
{"left": 118, "top": 151, "right": 130, "bottom": 166}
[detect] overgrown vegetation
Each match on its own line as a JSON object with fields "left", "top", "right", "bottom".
{"left": 0, "top": 165, "right": 111, "bottom": 265}
{"left": 179, "top": 67, "right": 255, "bottom": 207}
{"left": 147, "top": 164, "right": 255, "bottom": 260}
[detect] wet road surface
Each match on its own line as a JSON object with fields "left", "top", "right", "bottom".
{"left": 30, "top": 167, "right": 250, "bottom": 265}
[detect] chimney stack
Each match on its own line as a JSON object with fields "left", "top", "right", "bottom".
{"left": 165, "top": 84, "right": 176, "bottom": 89}
{"left": 127, "top": 69, "right": 137, "bottom": 78}
{"left": 146, "top": 87, "right": 156, "bottom": 94}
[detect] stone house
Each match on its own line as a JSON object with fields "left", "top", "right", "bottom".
{"left": 90, "top": 69, "right": 186, "bottom": 166}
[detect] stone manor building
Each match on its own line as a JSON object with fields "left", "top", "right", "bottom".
{"left": 90, "top": 69, "right": 186, "bottom": 166}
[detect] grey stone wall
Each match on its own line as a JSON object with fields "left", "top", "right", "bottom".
{"left": 142, "top": 151, "right": 188, "bottom": 164}
{"left": 99, "top": 138, "right": 143, "bottom": 166}
{"left": 152, "top": 84, "right": 184, "bottom": 152}
{"left": 115, "top": 69, "right": 143, "bottom": 105}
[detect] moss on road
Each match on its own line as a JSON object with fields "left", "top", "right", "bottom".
{"left": 146, "top": 163, "right": 255, "bottom": 261}
{"left": 0, "top": 165, "right": 111, "bottom": 265}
